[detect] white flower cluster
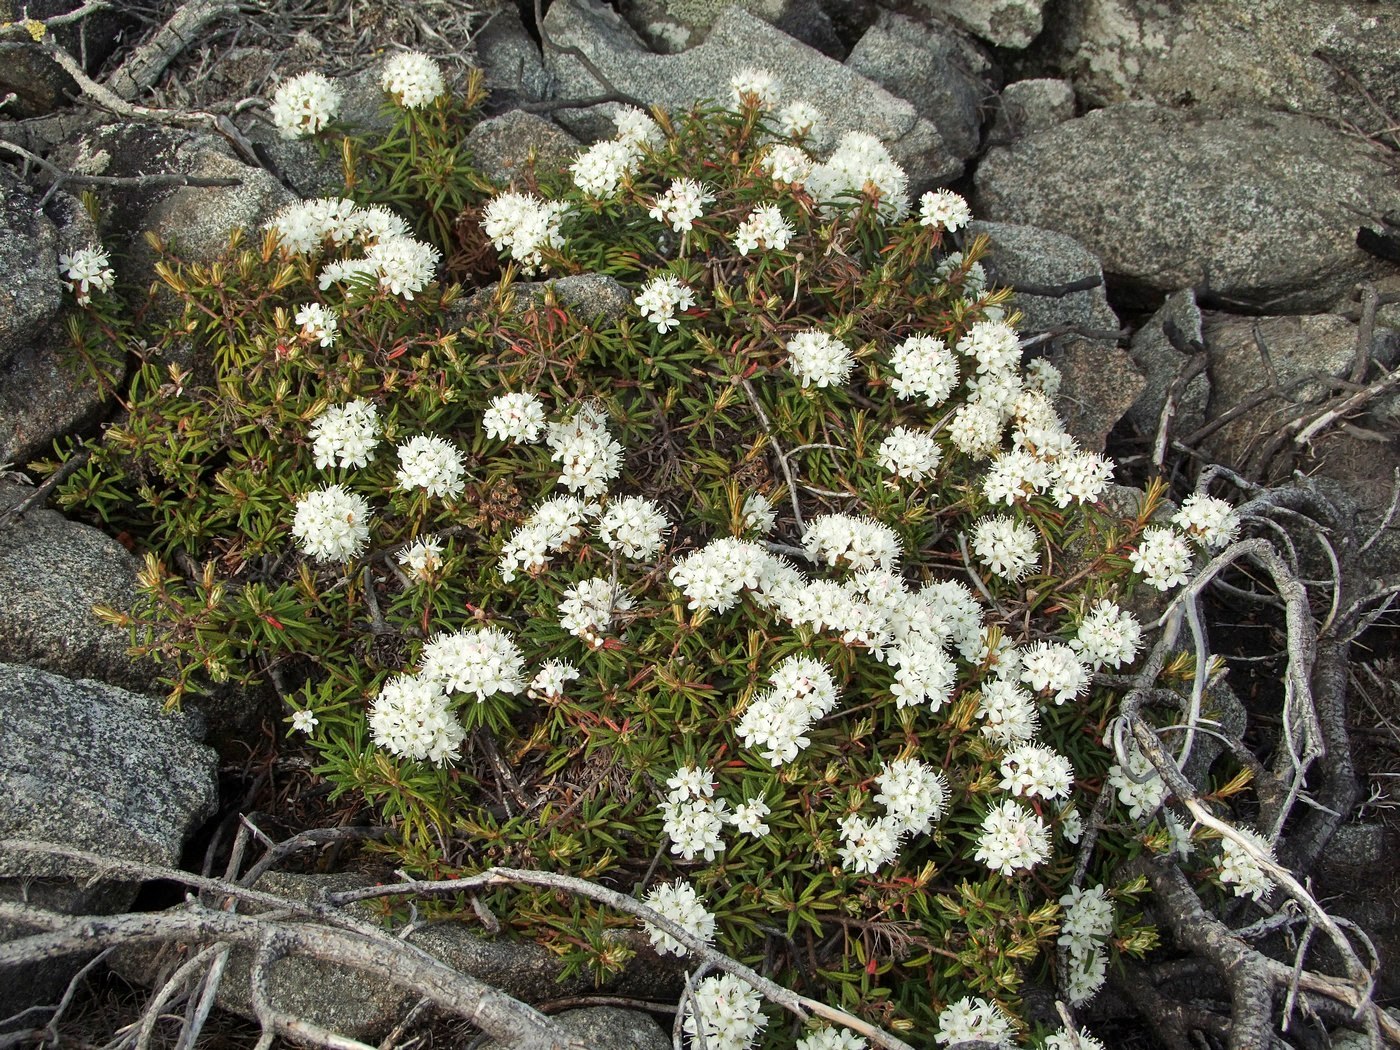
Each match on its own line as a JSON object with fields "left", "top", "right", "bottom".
{"left": 837, "top": 814, "right": 901, "bottom": 874}
{"left": 730, "top": 67, "right": 780, "bottom": 108}
{"left": 734, "top": 204, "right": 795, "bottom": 255}
{"left": 395, "top": 435, "right": 466, "bottom": 500}
{"left": 1173, "top": 492, "right": 1241, "bottom": 550}
{"left": 558, "top": 576, "right": 633, "bottom": 647}
{"left": 998, "top": 743, "right": 1074, "bottom": 800}
{"left": 59, "top": 246, "right": 115, "bottom": 305}
{"left": 1019, "top": 641, "right": 1090, "bottom": 704}
{"left": 1072, "top": 599, "right": 1143, "bottom": 669}
{"left": 977, "top": 677, "right": 1039, "bottom": 745}
{"left": 267, "top": 198, "right": 438, "bottom": 300}
{"left": 971, "top": 515, "right": 1040, "bottom": 582}
{"left": 786, "top": 329, "right": 855, "bottom": 389}
{"left": 731, "top": 797, "right": 771, "bottom": 836}
{"left": 661, "top": 765, "right": 728, "bottom": 861}
{"left": 1058, "top": 883, "right": 1114, "bottom": 1004}
{"left": 918, "top": 189, "right": 971, "bottom": 232}
{"left": 1130, "top": 525, "right": 1194, "bottom": 591}
{"left": 546, "top": 406, "right": 624, "bottom": 497}
{"left": 958, "top": 320, "right": 1022, "bottom": 375}
{"left": 528, "top": 659, "right": 579, "bottom": 701}
{"left": 635, "top": 274, "right": 696, "bottom": 333}
{"left": 369, "top": 674, "right": 463, "bottom": 764}
{"left": 483, "top": 391, "right": 547, "bottom": 443}
{"left": 668, "top": 537, "right": 772, "bottom": 612}
{"left": 888, "top": 334, "right": 960, "bottom": 407}
{"left": 797, "top": 1029, "right": 866, "bottom": 1050}
{"left": 1218, "top": 826, "right": 1276, "bottom": 901}
{"left": 310, "top": 399, "right": 380, "bottom": 469}
{"left": 777, "top": 100, "right": 822, "bottom": 138}
{"left": 380, "top": 51, "right": 445, "bottom": 109}
{"left": 397, "top": 536, "right": 445, "bottom": 581}
{"left": 480, "top": 192, "right": 568, "bottom": 274}
{"left": 270, "top": 71, "right": 341, "bottom": 139}
{"left": 742, "top": 492, "right": 777, "bottom": 535}
{"left": 975, "top": 799, "right": 1051, "bottom": 875}
{"left": 934, "top": 996, "right": 1015, "bottom": 1049}
{"left": 1107, "top": 745, "right": 1168, "bottom": 820}
{"left": 295, "top": 302, "right": 338, "bottom": 347}
{"left": 762, "top": 144, "right": 813, "bottom": 185}
{"left": 612, "top": 105, "right": 663, "bottom": 149}
{"left": 877, "top": 426, "right": 943, "bottom": 482}
{"left": 737, "top": 656, "right": 840, "bottom": 766}
{"left": 649, "top": 178, "right": 713, "bottom": 233}
{"left": 421, "top": 626, "right": 525, "bottom": 701}
{"left": 806, "top": 131, "right": 910, "bottom": 222}
{"left": 875, "top": 757, "right": 950, "bottom": 835}
{"left": 641, "top": 879, "right": 716, "bottom": 956}
{"left": 572, "top": 139, "right": 641, "bottom": 198}
{"left": 499, "top": 495, "right": 594, "bottom": 582}
{"left": 803, "top": 513, "right": 901, "bottom": 572}
{"left": 682, "top": 973, "right": 766, "bottom": 1050}
{"left": 598, "top": 495, "right": 669, "bottom": 559}
{"left": 1044, "top": 1030, "right": 1107, "bottom": 1050}
{"left": 291, "top": 484, "right": 372, "bottom": 561}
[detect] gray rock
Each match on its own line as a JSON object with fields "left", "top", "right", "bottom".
{"left": 620, "top": 0, "right": 842, "bottom": 56}
{"left": 1034, "top": 0, "right": 1400, "bottom": 128}
{"left": 1126, "top": 289, "right": 1210, "bottom": 441}
{"left": 0, "top": 480, "right": 158, "bottom": 694}
{"left": 0, "top": 41, "right": 79, "bottom": 119}
{"left": 844, "top": 10, "right": 995, "bottom": 169}
{"left": 476, "top": 5, "right": 552, "bottom": 114}
{"left": 914, "top": 0, "right": 1046, "bottom": 49}
{"left": 1049, "top": 337, "right": 1145, "bottom": 454}
{"left": 966, "top": 220, "right": 1117, "bottom": 334}
{"left": 466, "top": 111, "right": 581, "bottom": 188}
{"left": 986, "top": 78, "right": 1075, "bottom": 145}
{"left": 975, "top": 103, "right": 1400, "bottom": 312}
{"left": 0, "top": 170, "right": 63, "bottom": 366}
{"left": 542, "top": 0, "right": 956, "bottom": 189}
{"left": 481, "top": 1006, "right": 670, "bottom": 1050}
{"left": 117, "top": 871, "right": 681, "bottom": 1041}
{"left": 467, "top": 274, "right": 634, "bottom": 326}
{"left": 0, "top": 326, "right": 108, "bottom": 468}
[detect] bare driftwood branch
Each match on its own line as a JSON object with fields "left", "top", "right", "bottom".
{"left": 106, "top": 0, "right": 242, "bottom": 102}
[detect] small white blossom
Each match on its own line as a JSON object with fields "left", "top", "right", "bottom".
{"left": 58, "top": 246, "right": 115, "bottom": 305}
{"left": 1107, "top": 745, "right": 1168, "bottom": 821}
{"left": 380, "top": 51, "right": 445, "bottom": 108}
{"left": 290, "top": 709, "right": 318, "bottom": 734}
{"left": 803, "top": 514, "right": 901, "bottom": 572}
{"left": 397, "top": 536, "right": 445, "bottom": 580}
{"left": 1066, "top": 946, "right": 1108, "bottom": 1005}
{"left": 1173, "top": 493, "right": 1241, "bottom": 550}
{"left": 571, "top": 139, "right": 640, "bottom": 198}
{"left": 797, "top": 1028, "right": 866, "bottom": 1050}
{"left": 546, "top": 408, "right": 624, "bottom": 498}
{"left": 947, "top": 401, "right": 1005, "bottom": 459}
{"left": 292, "top": 484, "right": 372, "bottom": 561}
{"left": 649, "top": 179, "right": 713, "bottom": 233}
{"left": 270, "top": 71, "right": 341, "bottom": 139}
{"left": 734, "top": 204, "right": 795, "bottom": 255}
{"left": 971, "top": 515, "right": 1040, "bottom": 582}
{"left": 983, "top": 449, "right": 1054, "bottom": 506}
{"left": 1045, "top": 1029, "right": 1107, "bottom": 1050}
{"left": 888, "top": 334, "right": 959, "bottom": 407}
{"left": 559, "top": 577, "right": 632, "bottom": 648}
{"left": 1019, "top": 641, "right": 1090, "bottom": 704}
{"left": 730, "top": 797, "right": 772, "bottom": 837}
{"left": 421, "top": 627, "right": 525, "bottom": 702}
{"left": 1051, "top": 451, "right": 1114, "bottom": 507}
{"left": 612, "top": 105, "right": 663, "bottom": 148}
{"left": 786, "top": 329, "right": 855, "bottom": 389}
{"left": 662, "top": 794, "right": 728, "bottom": 862}
{"left": 369, "top": 674, "right": 463, "bottom": 764}
{"left": 877, "top": 426, "right": 943, "bottom": 482}
{"left": 934, "top": 997, "right": 1015, "bottom": 1049}
{"left": 267, "top": 198, "right": 359, "bottom": 255}
{"left": 1071, "top": 599, "right": 1143, "bottom": 670}
{"left": 1060, "top": 806, "right": 1084, "bottom": 844}
{"left": 1025, "top": 356, "right": 1063, "bottom": 397}
{"left": 362, "top": 234, "right": 440, "bottom": 300}
{"left": 762, "top": 143, "right": 813, "bottom": 185}
{"left": 635, "top": 274, "right": 696, "bottom": 333}
{"left": 1058, "top": 883, "right": 1114, "bottom": 960}
{"left": 977, "top": 678, "right": 1040, "bottom": 745}
{"left": 742, "top": 493, "right": 777, "bottom": 535}
{"left": 395, "top": 435, "right": 466, "bottom": 500}
{"left": 598, "top": 495, "right": 669, "bottom": 560}
{"left": 499, "top": 495, "right": 594, "bottom": 582}
{"left": 805, "top": 131, "right": 910, "bottom": 221}
{"left": 1219, "top": 827, "right": 1276, "bottom": 901}
{"left": 957, "top": 320, "right": 1022, "bottom": 374}
{"left": 481, "top": 192, "right": 567, "bottom": 274}
{"left": 309, "top": 399, "right": 380, "bottom": 470}
{"left": 483, "top": 392, "right": 547, "bottom": 443}
{"left": 642, "top": 880, "right": 716, "bottom": 956}
{"left": 918, "top": 189, "right": 971, "bottom": 232}
{"left": 875, "top": 757, "right": 949, "bottom": 834}
{"left": 528, "top": 659, "right": 580, "bottom": 701}
{"left": 730, "top": 68, "right": 780, "bottom": 108}
{"left": 777, "top": 100, "right": 822, "bottom": 138}
{"left": 837, "top": 813, "right": 903, "bottom": 874}
{"left": 682, "top": 974, "right": 765, "bottom": 1050}
{"left": 1130, "top": 525, "right": 1194, "bottom": 591}
{"left": 294, "top": 302, "right": 338, "bottom": 347}
{"left": 975, "top": 800, "right": 1051, "bottom": 875}
{"left": 999, "top": 743, "right": 1074, "bottom": 800}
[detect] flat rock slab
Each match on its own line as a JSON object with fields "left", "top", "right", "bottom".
{"left": 542, "top": 0, "right": 957, "bottom": 188}
{"left": 976, "top": 103, "right": 1400, "bottom": 312}
{"left": 967, "top": 220, "right": 1118, "bottom": 333}
{"left": 916, "top": 0, "right": 1046, "bottom": 49}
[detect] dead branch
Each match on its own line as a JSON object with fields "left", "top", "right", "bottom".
{"left": 0, "top": 138, "right": 241, "bottom": 201}
{"left": 106, "top": 0, "right": 243, "bottom": 102}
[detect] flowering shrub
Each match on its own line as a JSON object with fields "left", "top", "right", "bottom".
{"left": 45, "top": 59, "right": 1267, "bottom": 1048}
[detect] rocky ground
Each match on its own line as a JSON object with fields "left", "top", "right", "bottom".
{"left": 2, "top": 0, "right": 1400, "bottom": 1047}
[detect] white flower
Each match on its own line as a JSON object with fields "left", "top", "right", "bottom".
{"left": 803, "top": 513, "right": 901, "bottom": 572}
{"left": 877, "top": 427, "right": 943, "bottom": 482}
{"left": 481, "top": 192, "right": 566, "bottom": 274}
{"left": 667, "top": 764, "right": 716, "bottom": 801}
{"left": 1060, "top": 806, "right": 1084, "bottom": 844}
{"left": 369, "top": 674, "right": 464, "bottom": 763}
{"left": 975, "top": 799, "right": 1051, "bottom": 875}
{"left": 1219, "top": 827, "right": 1275, "bottom": 901}
{"left": 612, "top": 105, "right": 663, "bottom": 148}
{"left": 682, "top": 974, "right": 766, "bottom": 1050}
{"left": 1107, "top": 745, "right": 1168, "bottom": 821}
{"left": 571, "top": 139, "right": 640, "bottom": 198}
{"left": 762, "top": 144, "right": 813, "bottom": 185}
{"left": 1019, "top": 642, "right": 1090, "bottom": 704}
{"left": 934, "top": 996, "right": 1015, "bottom": 1049}
{"left": 528, "top": 659, "right": 580, "bottom": 701}
{"left": 642, "top": 880, "right": 715, "bottom": 957}
{"left": 1066, "top": 945, "right": 1108, "bottom": 1005}
{"left": 1051, "top": 451, "right": 1114, "bottom": 507}
{"left": 355, "top": 205, "right": 411, "bottom": 244}
{"left": 483, "top": 392, "right": 547, "bottom": 443}
{"left": 875, "top": 757, "right": 949, "bottom": 834}
{"left": 499, "top": 495, "right": 594, "bottom": 582}
{"left": 294, "top": 302, "right": 338, "bottom": 347}
{"left": 918, "top": 189, "right": 971, "bottom": 232}
{"left": 362, "top": 234, "right": 439, "bottom": 300}
{"left": 734, "top": 204, "right": 795, "bottom": 255}
{"left": 971, "top": 515, "right": 1040, "bottom": 582}
{"left": 1045, "top": 1029, "right": 1107, "bottom": 1050}
{"left": 777, "top": 100, "right": 822, "bottom": 138}
{"left": 947, "top": 401, "right": 1005, "bottom": 459}
{"left": 737, "top": 656, "right": 839, "bottom": 766}
{"left": 635, "top": 274, "right": 696, "bottom": 333}
{"left": 558, "top": 577, "right": 632, "bottom": 647}
{"left": 292, "top": 484, "right": 372, "bottom": 561}
{"left": 290, "top": 709, "right": 318, "bottom": 734}
{"left": 797, "top": 1028, "right": 866, "bottom": 1050}
{"left": 1173, "top": 493, "right": 1241, "bottom": 551}
{"left": 420, "top": 627, "right": 525, "bottom": 701}
{"left": 742, "top": 493, "right": 777, "bottom": 535}
{"left": 786, "top": 329, "right": 854, "bottom": 388}
{"left": 395, "top": 435, "right": 466, "bottom": 500}
{"left": 957, "top": 320, "right": 1022, "bottom": 374}
{"left": 309, "top": 399, "right": 380, "bottom": 470}
{"left": 270, "top": 71, "right": 341, "bottom": 139}
{"left": 58, "top": 246, "right": 115, "bottom": 304}
{"left": 983, "top": 449, "right": 1053, "bottom": 506}
{"left": 662, "top": 794, "right": 728, "bottom": 862}
{"left": 999, "top": 743, "right": 1074, "bottom": 800}
{"left": 837, "top": 814, "right": 902, "bottom": 874}
{"left": 546, "top": 407, "right": 624, "bottom": 498}
{"left": 598, "top": 495, "right": 669, "bottom": 560}
{"left": 730, "top": 797, "right": 772, "bottom": 837}
{"left": 1130, "top": 525, "right": 1194, "bottom": 591}
{"left": 730, "top": 68, "right": 780, "bottom": 108}
{"left": 977, "top": 678, "right": 1040, "bottom": 745}
{"left": 668, "top": 537, "right": 772, "bottom": 613}
{"left": 1071, "top": 599, "right": 1143, "bottom": 670}
{"left": 380, "top": 51, "right": 445, "bottom": 108}
{"left": 805, "top": 131, "right": 909, "bottom": 221}
{"left": 397, "top": 536, "right": 445, "bottom": 580}
{"left": 1058, "top": 884, "right": 1114, "bottom": 961}
{"left": 1025, "top": 357, "right": 1063, "bottom": 397}
{"left": 649, "top": 179, "right": 713, "bottom": 233}
{"left": 888, "top": 334, "right": 959, "bottom": 407}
